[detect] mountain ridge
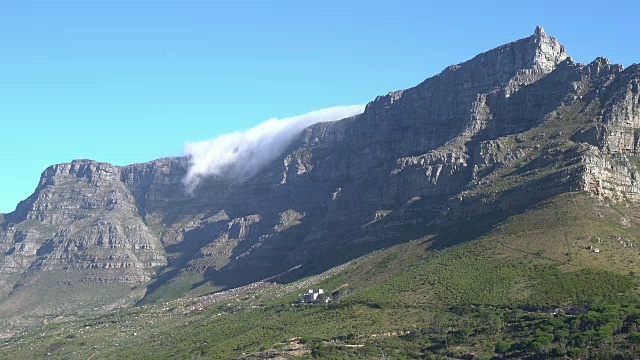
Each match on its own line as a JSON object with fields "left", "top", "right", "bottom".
{"left": 1, "top": 27, "right": 639, "bottom": 326}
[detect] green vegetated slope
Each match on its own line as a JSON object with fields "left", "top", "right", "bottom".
{"left": 3, "top": 192, "right": 640, "bottom": 359}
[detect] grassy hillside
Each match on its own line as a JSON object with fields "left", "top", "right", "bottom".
{"left": 2, "top": 192, "right": 640, "bottom": 359}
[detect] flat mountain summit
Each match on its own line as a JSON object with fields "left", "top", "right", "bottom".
{"left": 1, "top": 27, "right": 640, "bottom": 347}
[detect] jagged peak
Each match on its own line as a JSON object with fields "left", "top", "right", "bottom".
{"left": 436, "top": 26, "right": 567, "bottom": 85}
{"left": 527, "top": 26, "right": 567, "bottom": 72}
{"left": 365, "top": 27, "right": 569, "bottom": 113}
{"left": 591, "top": 56, "right": 611, "bottom": 66}
{"left": 586, "top": 56, "right": 624, "bottom": 77}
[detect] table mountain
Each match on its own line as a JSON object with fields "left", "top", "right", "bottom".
{"left": 1, "top": 26, "right": 639, "bottom": 320}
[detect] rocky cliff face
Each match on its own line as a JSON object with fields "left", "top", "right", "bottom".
{"left": 1, "top": 27, "right": 639, "bottom": 317}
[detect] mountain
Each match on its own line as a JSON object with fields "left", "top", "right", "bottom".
{"left": 1, "top": 26, "right": 640, "bottom": 345}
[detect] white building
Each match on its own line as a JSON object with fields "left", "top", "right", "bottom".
{"left": 300, "top": 289, "right": 329, "bottom": 303}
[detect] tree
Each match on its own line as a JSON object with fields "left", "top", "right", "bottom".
{"left": 551, "top": 346, "right": 566, "bottom": 357}
{"left": 595, "top": 324, "right": 614, "bottom": 345}
{"left": 567, "top": 347, "right": 582, "bottom": 359}
{"left": 460, "top": 327, "right": 472, "bottom": 347}
{"left": 530, "top": 334, "right": 553, "bottom": 356}
{"left": 629, "top": 332, "right": 640, "bottom": 354}
{"left": 554, "top": 328, "right": 569, "bottom": 342}
{"left": 494, "top": 341, "right": 511, "bottom": 358}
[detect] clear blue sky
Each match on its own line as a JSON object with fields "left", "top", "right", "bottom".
{"left": 1, "top": 0, "right": 638, "bottom": 213}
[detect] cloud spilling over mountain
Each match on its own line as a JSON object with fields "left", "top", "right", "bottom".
{"left": 183, "top": 105, "right": 365, "bottom": 191}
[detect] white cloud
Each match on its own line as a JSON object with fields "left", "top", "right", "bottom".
{"left": 183, "top": 105, "right": 365, "bottom": 191}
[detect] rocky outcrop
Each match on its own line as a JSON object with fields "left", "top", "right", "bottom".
{"left": 0, "top": 160, "right": 167, "bottom": 303}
